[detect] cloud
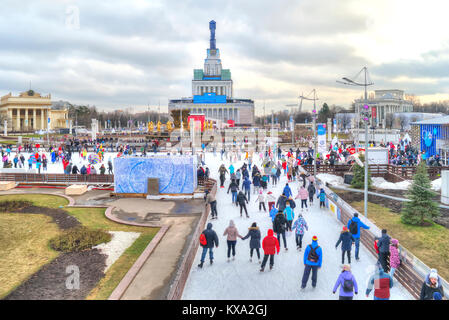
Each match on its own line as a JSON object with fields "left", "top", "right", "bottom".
{"left": 0, "top": 0, "right": 448, "bottom": 112}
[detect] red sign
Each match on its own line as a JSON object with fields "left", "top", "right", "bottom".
{"left": 227, "top": 120, "right": 235, "bottom": 127}
{"left": 371, "top": 107, "right": 377, "bottom": 118}
{"left": 187, "top": 115, "right": 206, "bottom": 131}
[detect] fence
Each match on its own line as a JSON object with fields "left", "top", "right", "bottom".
{"left": 317, "top": 177, "right": 449, "bottom": 299}
{"left": 302, "top": 164, "right": 447, "bottom": 182}
{"left": 167, "top": 178, "right": 217, "bottom": 300}
{"left": 0, "top": 172, "right": 114, "bottom": 185}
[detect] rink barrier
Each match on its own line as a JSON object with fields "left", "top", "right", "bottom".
{"left": 320, "top": 181, "right": 449, "bottom": 300}
{"left": 166, "top": 178, "right": 217, "bottom": 300}
{"left": 0, "top": 172, "right": 114, "bottom": 184}
{"left": 302, "top": 164, "right": 448, "bottom": 182}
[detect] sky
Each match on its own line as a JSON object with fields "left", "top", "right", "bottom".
{"left": 1, "top": 0, "right": 449, "bottom": 115}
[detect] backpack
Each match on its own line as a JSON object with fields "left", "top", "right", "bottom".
{"left": 343, "top": 279, "right": 354, "bottom": 293}
{"left": 199, "top": 232, "right": 207, "bottom": 246}
{"left": 349, "top": 219, "right": 358, "bottom": 235}
{"left": 307, "top": 245, "right": 320, "bottom": 263}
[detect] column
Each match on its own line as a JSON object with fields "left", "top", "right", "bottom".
{"left": 41, "top": 109, "right": 44, "bottom": 130}
{"left": 33, "top": 108, "right": 36, "bottom": 129}
{"left": 25, "top": 108, "right": 28, "bottom": 131}
{"left": 16, "top": 108, "right": 20, "bottom": 131}
{"left": 8, "top": 108, "right": 12, "bottom": 130}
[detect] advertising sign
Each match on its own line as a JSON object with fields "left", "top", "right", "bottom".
{"left": 317, "top": 124, "right": 327, "bottom": 154}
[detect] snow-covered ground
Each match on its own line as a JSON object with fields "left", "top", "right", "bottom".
{"left": 93, "top": 231, "right": 141, "bottom": 272}
{"left": 181, "top": 153, "right": 414, "bottom": 300}
{"left": 318, "top": 171, "right": 442, "bottom": 192}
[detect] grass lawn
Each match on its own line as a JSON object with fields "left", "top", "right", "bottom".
{"left": 0, "top": 194, "right": 69, "bottom": 208}
{"left": 65, "top": 207, "right": 159, "bottom": 300}
{"left": 0, "top": 214, "right": 61, "bottom": 298}
{"left": 352, "top": 201, "right": 449, "bottom": 281}
{"left": 0, "top": 195, "right": 159, "bottom": 300}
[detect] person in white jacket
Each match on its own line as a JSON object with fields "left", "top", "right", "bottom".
{"left": 255, "top": 189, "right": 267, "bottom": 212}
{"left": 266, "top": 191, "right": 276, "bottom": 211}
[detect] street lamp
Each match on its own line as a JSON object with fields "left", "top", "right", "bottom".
{"left": 299, "top": 89, "right": 319, "bottom": 180}
{"left": 337, "top": 67, "right": 374, "bottom": 218}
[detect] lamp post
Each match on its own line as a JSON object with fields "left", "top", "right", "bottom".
{"left": 337, "top": 67, "right": 373, "bottom": 218}
{"left": 299, "top": 89, "right": 319, "bottom": 180}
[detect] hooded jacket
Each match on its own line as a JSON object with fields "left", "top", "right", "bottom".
{"left": 242, "top": 227, "right": 261, "bottom": 249}
{"left": 307, "top": 183, "right": 316, "bottom": 196}
{"left": 366, "top": 268, "right": 393, "bottom": 299}
{"left": 201, "top": 223, "right": 219, "bottom": 248}
{"left": 262, "top": 229, "right": 280, "bottom": 255}
{"left": 389, "top": 239, "right": 401, "bottom": 269}
{"left": 283, "top": 205, "right": 294, "bottom": 221}
{"left": 420, "top": 273, "right": 444, "bottom": 300}
{"left": 333, "top": 270, "right": 358, "bottom": 297}
{"left": 318, "top": 189, "right": 326, "bottom": 202}
{"left": 227, "top": 181, "right": 239, "bottom": 193}
{"left": 304, "top": 240, "right": 323, "bottom": 267}
{"left": 283, "top": 185, "right": 293, "bottom": 198}
{"left": 296, "top": 187, "right": 308, "bottom": 200}
{"left": 273, "top": 212, "right": 287, "bottom": 233}
{"left": 223, "top": 221, "right": 242, "bottom": 241}
{"left": 276, "top": 195, "right": 288, "bottom": 212}
{"left": 228, "top": 164, "right": 235, "bottom": 174}
{"left": 292, "top": 216, "right": 308, "bottom": 235}
{"left": 237, "top": 191, "right": 248, "bottom": 205}
{"left": 269, "top": 207, "right": 278, "bottom": 222}
{"left": 242, "top": 177, "right": 251, "bottom": 190}
{"left": 252, "top": 174, "right": 261, "bottom": 187}
{"left": 335, "top": 230, "right": 355, "bottom": 251}
{"left": 346, "top": 216, "right": 370, "bottom": 239}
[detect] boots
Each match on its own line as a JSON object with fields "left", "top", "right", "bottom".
{"left": 210, "top": 259, "right": 213, "bottom": 265}
{"left": 198, "top": 261, "right": 204, "bottom": 268}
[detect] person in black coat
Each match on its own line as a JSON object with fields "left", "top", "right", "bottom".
{"left": 237, "top": 191, "right": 249, "bottom": 218}
{"left": 71, "top": 164, "right": 79, "bottom": 174}
{"left": 273, "top": 211, "right": 288, "bottom": 250}
{"left": 276, "top": 194, "right": 288, "bottom": 212}
{"left": 375, "top": 229, "right": 391, "bottom": 272}
{"left": 308, "top": 182, "right": 316, "bottom": 204}
{"left": 241, "top": 222, "right": 262, "bottom": 262}
{"left": 198, "top": 222, "right": 219, "bottom": 268}
{"left": 420, "top": 270, "right": 445, "bottom": 300}
{"left": 335, "top": 226, "right": 355, "bottom": 264}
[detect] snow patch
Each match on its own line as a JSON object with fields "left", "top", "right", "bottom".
{"left": 316, "top": 173, "right": 344, "bottom": 186}
{"left": 93, "top": 231, "right": 141, "bottom": 272}
{"left": 432, "top": 178, "right": 441, "bottom": 191}
{"left": 372, "top": 177, "right": 411, "bottom": 190}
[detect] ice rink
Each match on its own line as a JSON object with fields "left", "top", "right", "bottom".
{"left": 182, "top": 152, "right": 414, "bottom": 300}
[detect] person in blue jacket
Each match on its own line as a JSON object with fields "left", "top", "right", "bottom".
{"left": 269, "top": 206, "right": 278, "bottom": 230}
{"left": 301, "top": 236, "right": 323, "bottom": 289}
{"left": 283, "top": 183, "right": 292, "bottom": 198}
{"left": 335, "top": 226, "right": 355, "bottom": 265}
{"left": 242, "top": 177, "right": 252, "bottom": 201}
{"left": 283, "top": 202, "right": 295, "bottom": 232}
{"left": 318, "top": 188, "right": 326, "bottom": 208}
{"left": 347, "top": 213, "right": 370, "bottom": 261}
{"left": 229, "top": 164, "right": 235, "bottom": 175}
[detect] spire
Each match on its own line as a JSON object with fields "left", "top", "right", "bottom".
{"left": 209, "top": 20, "right": 216, "bottom": 50}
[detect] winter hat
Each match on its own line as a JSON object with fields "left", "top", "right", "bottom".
{"left": 354, "top": 213, "right": 359, "bottom": 217}
{"left": 433, "top": 292, "right": 442, "bottom": 300}
{"left": 429, "top": 270, "right": 438, "bottom": 280}
{"left": 342, "top": 226, "right": 348, "bottom": 232}
{"left": 342, "top": 264, "right": 351, "bottom": 271}
{"left": 229, "top": 220, "right": 235, "bottom": 227}
{"left": 312, "top": 236, "right": 318, "bottom": 241}
{"left": 251, "top": 222, "right": 257, "bottom": 228}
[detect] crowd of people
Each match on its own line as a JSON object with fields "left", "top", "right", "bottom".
{"left": 198, "top": 148, "right": 445, "bottom": 300}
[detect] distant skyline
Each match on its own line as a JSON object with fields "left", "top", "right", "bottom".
{"left": 1, "top": 0, "right": 449, "bottom": 115}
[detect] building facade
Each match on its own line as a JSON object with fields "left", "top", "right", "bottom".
{"left": 168, "top": 20, "right": 255, "bottom": 126}
{"left": 0, "top": 90, "right": 69, "bottom": 132}
{"left": 355, "top": 89, "right": 413, "bottom": 127}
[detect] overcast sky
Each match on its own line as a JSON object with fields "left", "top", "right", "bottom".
{"left": 1, "top": 0, "right": 449, "bottom": 115}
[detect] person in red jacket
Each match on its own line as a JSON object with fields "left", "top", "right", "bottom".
{"left": 260, "top": 229, "right": 280, "bottom": 272}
